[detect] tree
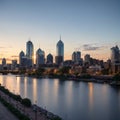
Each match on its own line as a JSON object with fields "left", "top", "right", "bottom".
{"left": 35, "top": 67, "right": 45, "bottom": 76}
{"left": 59, "top": 66, "right": 71, "bottom": 75}
{"left": 101, "top": 68, "right": 109, "bottom": 75}
{"left": 113, "top": 73, "right": 120, "bottom": 82}
{"left": 21, "top": 98, "right": 31, "bottom": 107}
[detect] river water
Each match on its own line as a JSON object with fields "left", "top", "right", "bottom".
{"left": 0, "top": 74, "right": 120, "bottom": 120}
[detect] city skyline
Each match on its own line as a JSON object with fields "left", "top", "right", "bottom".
{"left": 0, "top": 0, "right": 120, "bottom": 63}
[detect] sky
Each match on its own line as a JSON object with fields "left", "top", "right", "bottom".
{"left": 0, "top": 0, "right": 120, "bottom": 63}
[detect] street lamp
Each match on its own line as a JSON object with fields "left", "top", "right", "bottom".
{"left": 33, "top": 104, "right": 37, "bottom": 120}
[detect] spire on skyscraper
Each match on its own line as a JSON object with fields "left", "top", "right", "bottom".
{"left": 60, "top": 35, "right": 61, "bottom": 40}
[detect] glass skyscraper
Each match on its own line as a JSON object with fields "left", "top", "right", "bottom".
{"left": 72, "top": 51, "right": 81, "bottom": 63}
{"left": 19, "top": 51, "right": 25, "bottom": 66}
{"left": 111, "top": 45, "right": 120, "bottom": 64}
{"left": 46, "top": 53, "right": 53, "bottom": 64}
{"left": 26, "top": 40, "right": 34, "bottom": 66}
{"left": 36, "top": 48, "right": 45, "bottom": 67}
{"left": 55, "top": 37, "right": 64, "bottom": 65}
{"left": 56, "top": 40, "right": 64, "bottom": 57}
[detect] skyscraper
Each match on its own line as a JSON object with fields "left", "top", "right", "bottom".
{"left": 26, "top": 40, "right": 34, "bottom": 66}
{"left": 19, "top": 51, "right": 25, "bottom": 66}
{"left": 46, "top": 53, "right": 53, "bottom": 64}
{"left": 36, "top": 48, "right": 45, "bottom": 67}
{"left": 111, "top": 45, "right": 120, "bottom": 73}
{"left": 72, "top": 51, "right": 81, "bottom": 63}
{"left": 55, "top": 36, "right": 64, "bottom": 65}
{"left": 84, "top": 54, "right": 91, "bottom": 64}
{"left": 111, "top": 45, "right": 120, "bottom": 64}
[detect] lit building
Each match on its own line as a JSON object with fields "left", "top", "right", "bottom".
{"left": 36, "top": 48, "right": 45, "bottom": 67}
{"left": 46, "top": 53, "right": 53, "bottom": 64}
{"left": 87, "top": 65, "right": 102, "bottom": 75}
{"left": 55, "top": 36, "right": 64, "bottom": 65}
{"left": 26, "top": 40, "right": 34, "bottom": 66}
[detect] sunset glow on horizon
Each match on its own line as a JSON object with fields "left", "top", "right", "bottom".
{"left": 0, "top": 0, "right": 120, "bottom": 64}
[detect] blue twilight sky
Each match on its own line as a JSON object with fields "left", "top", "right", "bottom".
{"left": 0, "top": 0, "right": 120, "bottom": 63}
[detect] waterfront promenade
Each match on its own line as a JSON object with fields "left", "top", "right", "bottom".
{"left": 0, "top": 102, "right": 18, "bottom": 120}
{"left": 0, "top": 90, "right": 51, "bottom": 120}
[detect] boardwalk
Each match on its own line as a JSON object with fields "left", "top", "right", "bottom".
{"left": 0, "top": 102, "right": 18, "bottom": 120}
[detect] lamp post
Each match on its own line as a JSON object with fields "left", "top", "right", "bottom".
{"left": 33, "top": 100, "right": 37, "bottom": 120}
{"left": 33, "top": 105, "right": 37, "bottom": 120}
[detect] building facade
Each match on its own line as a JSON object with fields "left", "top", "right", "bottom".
{"left": 46, "top": 53, "right": 53, "bottom": 64}
{"left": 72, "top": 51, "right": 81, "bottom": 63}
{"left": 19, "top": 51, "right": 25, "bottom": 66}
{"left": 111, "top": 46, "right": 120, "bottom": 73}
{"left": 26, "top": 40, "right": 34, "bottom": 66}
{"left": 36, "top": 48, "right": 45, "bottom": 67}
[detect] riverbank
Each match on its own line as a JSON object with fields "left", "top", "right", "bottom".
{"left": 26, "top": 74, "right": 120, "bottom": 86}
{"left": 0, "top": 85, "right": 62, "bottom": 120}
{"left": 1, "top": 72, "right": 120, "bottom": 86}
{"left": 0, "top": 102, "right": 18, "bottom": 120}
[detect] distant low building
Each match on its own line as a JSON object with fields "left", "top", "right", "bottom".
{"left": 63, "top": 60, "right": 74, "bottom": 67}
{"left": 11, "top": 60, "right": 17, "bottom": 70}
{"left": 2, "top": 58, "right": 7, "bottom": 70}
{"left": 70, "top": 65, "right": 83, "bottom": 75}
{"left": 87, "top": 65, "right": 102, "bottom": 75}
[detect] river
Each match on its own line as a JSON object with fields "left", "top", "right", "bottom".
{"left": 0, "top": 74, "right": 120, "bottom": 120}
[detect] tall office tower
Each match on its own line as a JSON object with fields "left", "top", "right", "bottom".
{"left": 26, "top": 40, "right": 34, "bottom": 66}
{"left": 36, "top": 48, "right": 45, "bottom": 67}
{"left": 2, "top": 58, "right": 6, "bottom": 66}
{"left": 46, "top": 53, "right": 53, "bottom": 64}
{"left": 55, "top": 36, "right": 64, "bottom": 65}
{"left": 19, "top": 51, "right": 25, "bottom": 66}
{"left": 111, "top": 45, "right": 120, "bottom": 73}
{"left": 72, "top": 51, "right": 81, "bottom": 63}
{"left": 111, "top": 45, "right": 120, "bottom": 64}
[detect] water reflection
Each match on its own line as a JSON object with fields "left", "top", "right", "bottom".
{"left": 24, "top": 77, "right": 27, "bottom": 97}
{"left": 0, "top": 75, "right": 120, "bottom": 120}
{"left": 16, "top": 77, "right": 20, "bottom": 94}
{"left": 88, "top": 82, "right": 94, "bottom": 111}
{"left": 53, "top": 79, "right": 59, "bottom": 105}
{"left": 33, "top": 78, "right": 37, "bottom": 104}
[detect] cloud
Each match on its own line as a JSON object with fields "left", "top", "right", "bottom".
{"left": 0, "top": 58, "right": 11, "bottom": 61}
{"left": 0, "top": 46, "right": 12, "bottom": 49}
{"left": 11, "top": 55, "right": 18, "bottom": 58}
{"left": 81, "top": 44, "right": 105, "bottom": 51}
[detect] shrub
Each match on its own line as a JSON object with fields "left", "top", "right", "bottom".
{"left": 21, "top": 98, "right": 31, "bottom": 107}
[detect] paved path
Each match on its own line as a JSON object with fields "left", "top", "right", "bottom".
{"left": 0, "top": 90, "right": 50, "bottom": 120}
{"left": 0, "top": 102, "right": 18, "bottom": 120}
